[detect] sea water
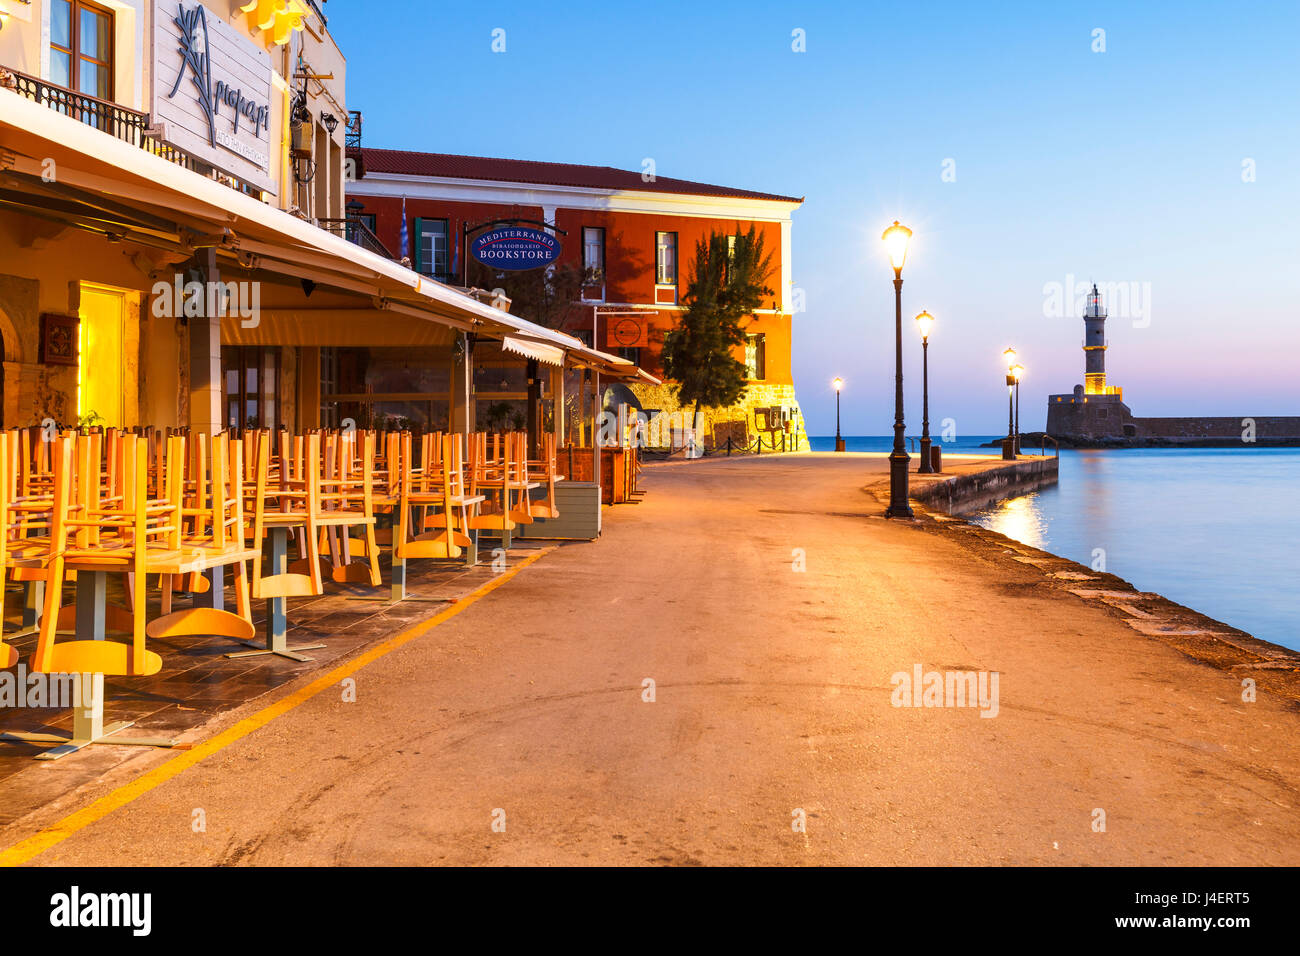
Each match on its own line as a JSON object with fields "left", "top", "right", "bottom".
{"left": 809, "top": 437, "right": 1299, "bottom": 651}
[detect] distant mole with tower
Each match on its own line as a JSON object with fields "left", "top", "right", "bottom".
{"left": 1046, "top": 284, "right": 1300, "bottom": 447}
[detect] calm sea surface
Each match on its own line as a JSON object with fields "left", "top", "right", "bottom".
{"left": 809, "top": 436, "right": 1299, "bottom": 651}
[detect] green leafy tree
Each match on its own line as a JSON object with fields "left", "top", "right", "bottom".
{"left": 662, "top": 225, "right": 774, "bottom": 422}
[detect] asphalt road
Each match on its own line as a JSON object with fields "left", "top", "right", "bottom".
{"left": 24, "top": 454, "right": 1300, "bottom": 865}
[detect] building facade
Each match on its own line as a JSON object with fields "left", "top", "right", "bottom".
{"left": 346, "top": 148, "right": 807, "bottom": 450}
{"left": 0, "top": 0, "right": 349, "bottom": 431}
{"left": 1, "top": 0, "right": 644, "bottom": 461}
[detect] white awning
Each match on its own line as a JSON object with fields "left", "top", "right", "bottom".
{"left": 501, "top": 336, "right": 565, "bottom": 366}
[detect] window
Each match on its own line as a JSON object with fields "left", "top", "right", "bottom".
{"left": 655, "top": 231, "right": 677, "bottom": 285}
{"left": 582, "top": 227, "right": 605, "bottom": 300}
{"left": 222, "top": 347, "right": 280, "bottom": 432}
{"left": 745, "top": 333, "right": 766, "bottom": 381}
{"left": 414, "top": 218, "right": 450, "bottom": 280}
{"left": 51, "top": 0, "right": 114, "bottom": 101}
{"left": 583, "top": 227, "right": 605, "bottom": 277}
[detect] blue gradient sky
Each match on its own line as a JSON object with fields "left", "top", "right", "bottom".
{"left": 331, "top": 0, "right": 1299, "bottom": 435}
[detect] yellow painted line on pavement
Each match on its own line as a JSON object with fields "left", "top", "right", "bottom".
{"left": 0, "top": 547, "right": 554, "bottom": 867}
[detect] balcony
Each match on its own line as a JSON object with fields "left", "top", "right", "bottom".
{"left": 318, "top": 215, "right": 395, "bottom": 260}
{"left": 0, "top": 66, "right": 264, "bottom": 196}
{"left": 1, "top": 66, "right": 197, "bottom": 168}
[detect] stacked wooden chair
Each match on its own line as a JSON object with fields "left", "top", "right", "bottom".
{"left": 396, "top": 431, "right": 484, "bottom": 562}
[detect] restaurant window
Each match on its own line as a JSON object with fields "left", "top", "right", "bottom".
{"left": 745, "top": 333, "right": 766, "bottom": 381}
{"left": 319, "top": 347, "right": 339, "bottom": 428}
{"left": 414, "top": 218, "right": 450, "bottom": 281}
{"left": 50, "top": 0, "right": 114, "bottom": 101}
{"left": 319, "top": 347, "right": 451, "bottom": 431}
{"left": 222, "top": 347, "right": 280, "bottom": 433}
{"left": 655, "top": 231, "right": 677, "bottom": 285}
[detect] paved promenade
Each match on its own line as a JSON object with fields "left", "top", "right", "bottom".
{"left": 5, "top": 454, "right": 1299, "bottom": 865}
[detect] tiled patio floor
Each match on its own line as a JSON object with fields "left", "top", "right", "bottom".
{"left": 0, "top": 542, "right": 553, "bottom": 826}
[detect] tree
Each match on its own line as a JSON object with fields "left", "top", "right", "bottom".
{"left": 661, "top": 225, "right": 774, "bottom": 422}
{"left": 466, "top": 259, "right": 594, "bottom": 330}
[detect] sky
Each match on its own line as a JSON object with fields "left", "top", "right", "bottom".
{"left": 330, "top": 0, "right": 1300, "bottom": 436}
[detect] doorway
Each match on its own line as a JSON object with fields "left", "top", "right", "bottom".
{"left": 78, "top": 284, "right": 126, "bottom": 426}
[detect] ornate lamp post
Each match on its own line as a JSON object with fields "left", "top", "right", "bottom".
{"left": 1002, "top": 347, "right": 1018, "bottom": 461}
{"left": 882, "top": 221, "right": 913, "bottom": 517}
{"left": 833, "top": 377, "right": 845, "bottom": 452}
{"left": 1011, "top": 363, "right": 1025, "bottom": 455}
{"left": 914, "top": 310, "right": 935, "bottom": 473}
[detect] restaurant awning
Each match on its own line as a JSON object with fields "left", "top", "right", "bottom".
{"left": 501, "top": 336, "right": 565, "bottom": 367}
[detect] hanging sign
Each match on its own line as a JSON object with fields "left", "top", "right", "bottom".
{"left": 471, "top": 227, "right": 562, "bottom": 270}
{"left": 605, "top": 314, "right": 649, "bottom": 349}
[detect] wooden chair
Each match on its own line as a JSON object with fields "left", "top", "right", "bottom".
{"left": 470, "top": 432, "right": 538, "bottom": 542}
{"left": 31, "top": 434, "right": 181, "bottom": 677}
{"left": 147, "top": 433, "right": 260, "bottom": 646}
{"left": 316, "top": 430, "right": 382, "bottom": 586}
{"left": 396, "top": 432, "right": 483, "bottom": 561}
{"left": 250, "top": 431, "right": 325, "bottom": 601}
{"left": 527, "top": 433, "right": 563, "bottom": 519}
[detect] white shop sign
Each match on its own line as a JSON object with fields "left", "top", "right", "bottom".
{"left": 150, "top": 1, "right": 276, "bottom": 195}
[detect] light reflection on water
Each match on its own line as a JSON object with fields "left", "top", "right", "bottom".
{"left": 968, "top": 448, "right": 1300, "bottom": 651}
{"left": 977, "top": 492, "right": 1049, "bottom": 551}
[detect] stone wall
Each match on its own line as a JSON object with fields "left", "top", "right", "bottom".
{"left": 1047, "top": 395, "right": 1300, "bottom": 446}
{"left": 628, "top": 380, "right": 809, "bottom": 451}
{"left": 1132, "top": 416, "right": 1300, "bottom": 441}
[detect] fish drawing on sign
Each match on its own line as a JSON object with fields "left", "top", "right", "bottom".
{"left": 168, "top": 2, "right": 216, "bottom": 147}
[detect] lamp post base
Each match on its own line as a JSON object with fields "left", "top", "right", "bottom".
{"left": 834, "top": 437, "right": 846, "bottom": 452}
{"left": 1002, "top": 438, "right": 1016, "bottom": 461}
{"left": 917, "top": 437, "right": 934, "bottom": 473}
{"left": 885, "top": 449, "right": 914, "bottom": 518}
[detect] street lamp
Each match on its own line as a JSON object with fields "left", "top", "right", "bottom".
{"left": 882, "top": 220, "right": 913, "bottom": 517}
{"left": 1002, "top": 348, "right": 1018, "bottom": 461}
{"left": 914, "top": 311, "right": 935, "bottom": 474}
{"left": 833, "top": 377, "right": 845, "bottom": 452}
{"left": 1011, "top": 363, "right": 1025, "bottom": 455}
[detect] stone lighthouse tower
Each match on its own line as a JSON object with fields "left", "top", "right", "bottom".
{"left": 1083, "top": 282, "right": 1108, "bottom": 394}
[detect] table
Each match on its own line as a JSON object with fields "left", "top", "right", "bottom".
{"left": 0, "top": 570, "right": 178, "bottom": 761}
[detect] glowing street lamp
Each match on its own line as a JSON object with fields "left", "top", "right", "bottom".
{"left": 833, "top": 377, "right": 845, "bottom": 452}
{"left": 1002, "top": 347, "right": 1018, "bottom": 461}
{"left": 881, "top": 221, "right": 913, "bottom": 517}
{"left": 914, "top": 311, "right": 935, "bottom": 473}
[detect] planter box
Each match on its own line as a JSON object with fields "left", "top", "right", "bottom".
{"left": 514, "top": 482, "right": 602, "bottom": 540}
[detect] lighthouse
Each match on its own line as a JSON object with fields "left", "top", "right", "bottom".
{"left": 1083, "top": 283, "right": 1108, "bottom": 395}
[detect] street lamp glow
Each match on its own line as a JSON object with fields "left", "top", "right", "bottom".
{"left": 1003, "top": 346, "right": 1017, "bottom": 369}
{"left": 914, "top": 310, "right": 935, "bottom": 341}
{"left": 1012, "top": 363, "right": 1025, "bottom": 382}
{"left": 832, "top": 377, "right": 843, "bottom": 392}
{"left": 881, "top": 220, "right": 912, "bottom": 275}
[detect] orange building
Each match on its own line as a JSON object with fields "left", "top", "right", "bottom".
{"left": 346, "top": 149, "right": 806, "bottom": 449}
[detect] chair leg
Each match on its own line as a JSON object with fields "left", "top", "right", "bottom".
{"left": 233, "top": 559, "right": 252, "bottom": 623}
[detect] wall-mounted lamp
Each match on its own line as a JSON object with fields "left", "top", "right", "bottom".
{"left": 320, "top": 112, "right": 339, "bottom": 134}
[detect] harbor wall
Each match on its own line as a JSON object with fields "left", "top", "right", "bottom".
{"left": 910, "top": 457, "right": 1060, "bottom": 516}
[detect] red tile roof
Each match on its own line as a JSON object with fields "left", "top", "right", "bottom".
{"left": 359, "top": 148, "right": 802, "bottom": 204}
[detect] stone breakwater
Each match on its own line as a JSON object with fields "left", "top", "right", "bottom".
{"left": 908, "top": 457, "right": 1060, "bottom": 516}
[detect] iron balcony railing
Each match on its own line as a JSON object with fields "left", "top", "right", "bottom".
{"left": 318, "top": 215, "right": 396, "bottom": 260}
{"left": 2, "top": 66, "right": 198, "bottom": 171}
